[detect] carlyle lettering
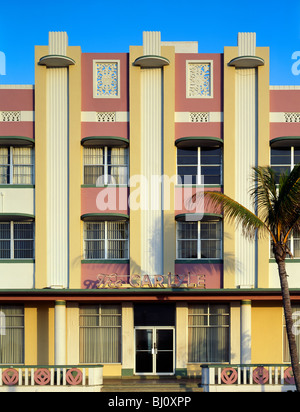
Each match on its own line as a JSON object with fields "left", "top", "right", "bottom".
{"left": 96, "top": 273, "right": 206, "bottom": 289}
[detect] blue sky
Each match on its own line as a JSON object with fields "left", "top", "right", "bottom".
{"left": 0, "top": 0, "right": 300, "bottom": 85}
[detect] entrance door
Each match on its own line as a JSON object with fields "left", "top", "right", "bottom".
{"left": 135, "top": 327, "right": 175, "bottom": 375}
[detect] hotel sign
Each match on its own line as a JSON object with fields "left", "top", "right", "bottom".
{"left": 96, "top": 273, "right": 206, "bottom": 289}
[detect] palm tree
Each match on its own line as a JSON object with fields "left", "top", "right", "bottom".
{"left": 194, "top": 165, "right": 300, "bottom": 391}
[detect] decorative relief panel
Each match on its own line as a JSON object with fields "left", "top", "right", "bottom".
{"left": 187, "top": 61, "right": 213, "bottom": 98}
{"left": 189, "top": 112, "right": 210, "bottom": 122}
{"left": 93, "top": 60, "right": 120, "bottom": 98}
{"left": 0, "top": 111, "right": 21, "bottom": 121}
{"left": 284, "top": 112, "right": 300, "bottom": 123}
{"left": 96, "top": 112, "right": 116, "bottom": 122}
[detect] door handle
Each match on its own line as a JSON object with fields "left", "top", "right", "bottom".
{"left": 153, "top": 342, "right": 158, "bottom": 355}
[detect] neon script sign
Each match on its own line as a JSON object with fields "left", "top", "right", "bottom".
{"left": 96, "top": 273, "right": 206, "bottom": 289}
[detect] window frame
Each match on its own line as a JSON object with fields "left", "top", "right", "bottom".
{"left": 0, "top": 146, "right": 34, "bottom": 185}
{"left": 176, "top": 220, "right": 222, "bottom": 260}
{"left": 79, "top": 304, "right": 122, "bottom": 364}
{"left": 0, "top": 221, "right": 35, "bottom": 260}
{"left": 83, "top": 146, "right": 128, "bottom": 186}
{"left": 83, "top": 220, "right": 129, "bottom": 260}
{"left": 188, "top": 303, "right": 230, "bottom": 363}
{"left": 177, "top": 146, "right": 222, "bottom": 186}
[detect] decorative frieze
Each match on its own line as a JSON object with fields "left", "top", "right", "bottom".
{"left": 93, "top": 60, "right": 120, "bottom": 98}
{"left": 284, "top": 112, "right": 300, "bottom": 123}
{"left": 187, "top": 61, "right": 213, "bottom": 98}
{"left": 96, "top": 112, "right": 116, "bottom": 122}
{"left": 189, "top": 112, "right": 210, "bottom": 122}
{"left": 0, "top": 111, "right": 21, "bottom": 121}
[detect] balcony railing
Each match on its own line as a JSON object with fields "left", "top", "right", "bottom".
{"left": 201, "top": 364, "right": 296, "bottom": 392}
{"left": 0, "top": 364, "right": 103, "bottom": 392}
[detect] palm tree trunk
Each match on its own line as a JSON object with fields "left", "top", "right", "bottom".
{"left": 278, "top": 259, "right": 300, "bottom": 391}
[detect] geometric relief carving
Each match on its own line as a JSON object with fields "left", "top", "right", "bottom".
{"left": 187, "top": 62, "right": 212, "bottom": 98}
{"left": 0, "top": 111, "right": 21, "bottom": 121}
{"left": 97, "top": 112, "right": 116, "bottom": 122}
{"left": 190, "top": 112, "right": 210, "bottom": 122}
{"left": 94, "top": 61, "right": 119, "bottom": 98}
{"left": 284, "top": 112, "right": 300, "bottom": 123}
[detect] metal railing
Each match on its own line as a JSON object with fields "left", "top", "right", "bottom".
{"left": 0, "top": 364, "right": 103, "bottom": 392}
{"left": 201, "top": 364, "right": 296, "bottom": 392}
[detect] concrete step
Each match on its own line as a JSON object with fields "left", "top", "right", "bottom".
{"left": 102, "top": 378, "right": 203, "bottom": 392}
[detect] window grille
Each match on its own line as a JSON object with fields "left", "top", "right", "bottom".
{"left": 0, "top": 147, "right": 34, "bottom": 185}
{"left": 84, "top": 221, "right": 128, "bottom": 260}
{"left": 0, "top": 222, "right": 34, "bottom": 259}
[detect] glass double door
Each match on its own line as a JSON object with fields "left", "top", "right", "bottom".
{"left": 135, "top": 327, "right": 175, "bottom": 375}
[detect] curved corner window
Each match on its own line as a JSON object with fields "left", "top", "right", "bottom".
{"left": 177, "top": 147, "right": 222, "bottom": 185}
{"left": 83, "top": 146, "right": 128, "bottom": 185}
{"left": 0, "top": 147, "right": 34, "bottom": 185}
{"left": 0, "top": 221, "right": 34, "bottom": 259}
{"left": 84, "top": 220, "right": 129, "bottom": 260}
{"left": 176, "top": 220, "right": 222, "bottom": 259}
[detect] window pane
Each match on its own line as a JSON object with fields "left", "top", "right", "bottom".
{"left": 12, "top": 148, "right": 34, "bottom": 185}
{"left": 201, "top": 147, "right": 222, "bottom": 165}
{"left": 79, "top": 305, "right": 121, "bottom": 363}
{"left": 0, "top": 305, "right": 24, "bottom": 364}
{"left": 13, "top": 222, "right": 34, "bottom": 259}
{"left": 271, "top": 148, "right": 291, "bottom": 165}
{"left": 0, "top": 223, "right": 10, "bottom": 258}
{"left": 84, "top": 165, "right": 104, "bottom": 185}
{"left": 177, "top": 148, "right": 198, "bottom": 165}
{"left": 177, "top": 240, "right": 198, "bottom": 259}
{"left": 294, "top": 148, "right": 300, "bottom": 166}
{"left": 177, "top": 166, "right": 197, "bottom": 185}
{"left": 201, "top": 166, "right": 221, "bottom": 185}
{"left": 0, "top": 148, "right": 10, "bottom": 184}
{"left": 177, "top": 222, "right": 198, "bottom": 239}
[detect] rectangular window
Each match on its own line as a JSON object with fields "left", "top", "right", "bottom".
{"left": 83, "top": 147, "right": 128, "bottom": 185}
{"left": 177, "top": 147, "right": 222, "bottom": 185}
{"left": 0, "top": 147, "right": 34, "bottom": 185}
{"left": 0, "top": 305, "right": 24, "bottom": 364}
{"left": 177, "top": 221, "right": 222, "bottom": 260}
{"left": 270, "top": 146, "right": 300, "bottom": 183}
{"left": 79, "top": 305, "right": 121, "bottom": 363}
{"left": 188, "top": 304, "right": 229, "bottom": 363}
{"left": 0, "top": 222, "right": 34, "bottom": 260}
{"left": 84, "top": 221, "right": 129, "bottom": 260}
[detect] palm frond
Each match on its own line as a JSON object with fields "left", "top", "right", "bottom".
{"left": 193, "top": 191, "right": 269, "bottom": 240}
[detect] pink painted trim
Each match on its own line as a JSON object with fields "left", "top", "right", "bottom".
{"left": 270, "top": 123, "right": 300, "bottom": 140}
{"left": 82, "top": 122, "right": 129, "bottom": 140}
{"left": 270, "top": 90, "right": 300, "bottom": 112}
{"left": 175, "top": 122, "right": 222, "bottom": 140}
{"left": 81, "top": 53, "right": 129, "bottom": 112}
{"left": 174, "top": 263, "right": 223, "bottom": 289}
{"left": 0, "top": 89, "right": 34, "bottom": 111}
{"left": 0, "top": 122, "right": 34, "bottom": 139}
{"left": 81, "top": 187, "right": 129, "bottom": 215}
{"left": 175, "top": 54, "right": 222, "bottom": 112}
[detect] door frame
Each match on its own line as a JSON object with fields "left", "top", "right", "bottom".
{"left": 134, "top": 326, "right": 175, "bottom": 376}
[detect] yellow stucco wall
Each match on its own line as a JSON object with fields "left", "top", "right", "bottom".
{"left": 252, "top": 301, "right": 283, "bottom": 364}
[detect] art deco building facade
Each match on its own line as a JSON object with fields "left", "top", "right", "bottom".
{"left": 0, "top": 31, "right": 300, "bottom": 379}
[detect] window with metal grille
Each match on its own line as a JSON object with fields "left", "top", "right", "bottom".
{"left": 83, "top": 146, "right": 128, "bottom": 185}
{"left": 0, "top": 147, "right": 34, "bottom": 185}
{"left": 0, "top": 222, "right": 34, "bottom": 259}
{"left": 177, "top": 147, "right": 222, "bottom": 185}
{"left": 79, "top": 305, "right": 121, "bottom": 363}
{"left": 84, "top": 221, "right": 129, "bottom": 260}
{"left": 176, "top": 221, "right": 222, "bottom": 259}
